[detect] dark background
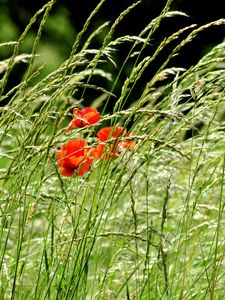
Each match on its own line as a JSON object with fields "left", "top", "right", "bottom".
{"left": 0, "top": 0, "right": 224, "bottom": 110}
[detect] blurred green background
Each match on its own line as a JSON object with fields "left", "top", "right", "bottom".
{"left": 0, "top": 0, "right": 224, "bottom": 110}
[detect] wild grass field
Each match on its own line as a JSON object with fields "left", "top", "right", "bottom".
{"left": 1, "top": 0, "right": 225, "bottom": 299}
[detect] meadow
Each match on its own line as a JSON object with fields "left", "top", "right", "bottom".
{"left": 1, "top": 0, "right": 225, "bottom": 299}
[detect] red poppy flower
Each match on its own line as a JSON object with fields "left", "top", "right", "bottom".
{"left": 67, "top": 107, "right": 100, "bottom": 132}
{"left": 97, "top": 126, "right": 126, "bottom": 142}
{"left": 58, "top": 166, "right": 75, "bottom": 177}
{"left": 77, "top": 157, "right": 93, "bottom": 176}
{"left": 121, "top": 134, "right": 136, "bottom": 149}
{"left": 94, "top": 127, "right": 126, "bottom": 158}
{"left": 94, "top": 127, "right": 136, "bottom": 159}
{"left": 90, "top": 143, "right": 105, "bottom": 159}
{"left": 57, "top": 139, "right": 93, "bottom": 176}
{"left": 91, "top": 143, "right": 120, "bottom": 160}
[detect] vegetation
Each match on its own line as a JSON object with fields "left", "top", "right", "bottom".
{"left": 0, "top": 0, "right": 225, "bottom": 298}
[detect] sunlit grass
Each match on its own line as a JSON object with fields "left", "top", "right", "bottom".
{"left": 0, "top": 0, "right": 225, "bottom": 299}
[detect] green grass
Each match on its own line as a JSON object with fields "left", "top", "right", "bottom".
{"left": 1, "top": 0, "right": 225, "bottom": 299}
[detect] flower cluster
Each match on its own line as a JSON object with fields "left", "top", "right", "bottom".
{"left": 57, "top": 107, "right": 135, "bottom": 177}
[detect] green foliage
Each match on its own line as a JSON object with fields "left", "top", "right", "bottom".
{"left": 0, "top": 0, "right": 225, "bottom": 299}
